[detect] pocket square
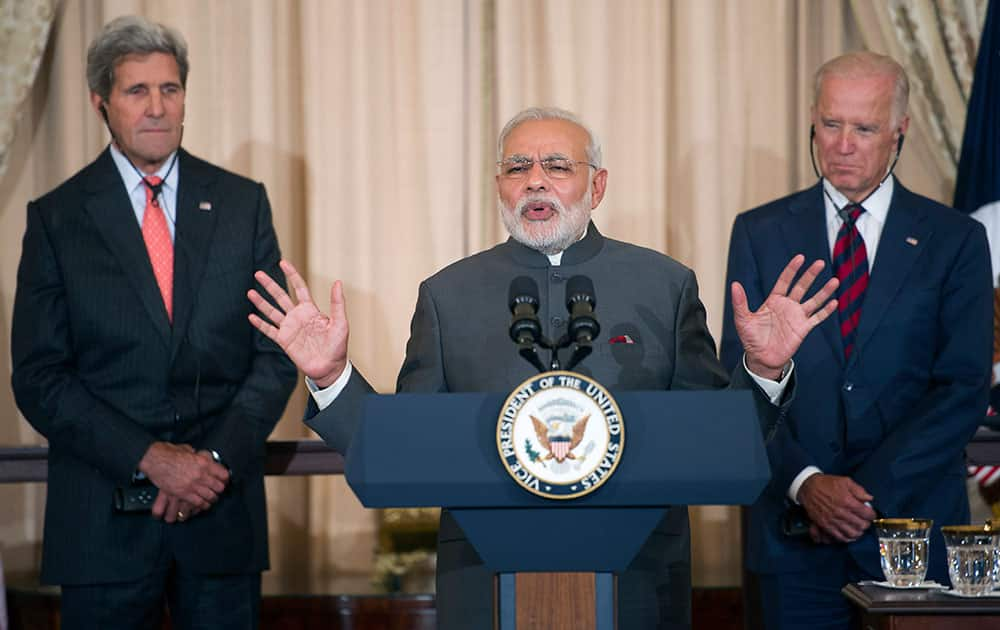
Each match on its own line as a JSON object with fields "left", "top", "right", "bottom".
{"left": 199, "top": 201, "right": 212, "bottom": 211}
{"left": 609, "top": 334, "right": 635, "bottom": 344}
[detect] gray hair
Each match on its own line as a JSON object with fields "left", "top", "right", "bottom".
{"left": 497, "top": 107, "right": 603, "bottom": 168}
{"left": 813, "top": 51, "right": 909, "bottom": 128}
{"left": 86, "top": 15, "right": 189, "bottom": 102}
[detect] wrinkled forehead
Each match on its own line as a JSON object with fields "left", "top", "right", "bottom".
{"left": 502, "top": 119, "right": 589, "bottom": 159}
{"left": 111, "top": 51, "right": 183, "bottom": 88}
{"left": 815, "top": 73, "right": 895, "bottom": 115}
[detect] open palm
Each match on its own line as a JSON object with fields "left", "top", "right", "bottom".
{"left": 248, "top": 260, "right": 350, "bottom": 387}
{"left": 732, "top": 255, "right": 839, "bottom": 378}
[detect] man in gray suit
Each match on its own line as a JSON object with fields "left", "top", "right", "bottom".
{"left": 248, "top": 107, "right": 838, "bottom": 629}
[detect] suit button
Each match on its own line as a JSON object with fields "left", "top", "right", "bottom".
{"left": 829, "top": 441, "right": 841, "bottom": 453}
{"left": 552, "top": 272, "right": 564, "bottom": 282}
{"left": 843, "top": 382, "right": 854, "bottom": 392}
{"left": 552, "top": 317, "right": 564, "bottom": 327}
{"left": 174, "top": 412, "right": 181, "bottom": 423}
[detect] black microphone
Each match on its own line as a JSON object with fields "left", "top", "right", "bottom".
{"left": 508, "top": 276, "right": 541, "bottom": 345}
{"left": 508, "top": 276, "right": 548, "bottom": 373}
{"left": 143, "top": 177, "right": 166, "bottom": 201}
{"left": 566, "top": 275, "right": 600, "bottom": 344}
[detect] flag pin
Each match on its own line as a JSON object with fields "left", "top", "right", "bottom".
{"left": 905, "top": 236, "right": 918, "bottom": 246}
{"left": 199, "top": 201, "right": 212, "bottom": 211}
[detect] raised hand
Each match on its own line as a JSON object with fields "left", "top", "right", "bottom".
{"left": 248, "top": 260, "right": 349, "bottom": 388}
{"left": 731, "top": 255, "right": 839, "bottom": 379}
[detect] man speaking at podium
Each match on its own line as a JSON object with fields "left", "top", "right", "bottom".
{"left": 249, "top": 107, "right": 838, "bottom": 629}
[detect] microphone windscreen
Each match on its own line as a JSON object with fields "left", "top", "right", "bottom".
{"left": 566, "top": 275, "right": 596, "bottom": 309}
{"left": 508, "top": 276, "right": 539, "bottom": 312}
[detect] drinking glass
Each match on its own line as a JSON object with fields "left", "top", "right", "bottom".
{"left": 941, "top": 524, "right": 1000, "bottom": 596}
{"left": 874, "top": 518, "right": 933, "bottom": 587}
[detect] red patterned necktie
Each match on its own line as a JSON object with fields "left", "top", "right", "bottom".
{"left": 141, "top": 175, "right": 173, "bottom": 322}
{"left": 833, "top": 204, "right": 868, "bottom": 359}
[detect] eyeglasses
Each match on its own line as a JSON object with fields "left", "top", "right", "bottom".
{"left": 497, "top": 157, "right": 597, "bottom": 179}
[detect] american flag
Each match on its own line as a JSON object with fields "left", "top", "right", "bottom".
{"left": 969, "top": 405, "right": 1000, "bottom": 487}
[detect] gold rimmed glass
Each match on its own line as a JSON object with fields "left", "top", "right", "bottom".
{"left": 942, "top": 524, "right": 1000, "bottom": 596}
{"left": 874, "top": 518, "right": 933, "bottom": 587}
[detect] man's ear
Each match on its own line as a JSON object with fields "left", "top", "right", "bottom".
{"left": 89, "top": 92, "right": 108, "bottom": 123}
{"left": 590, "top": 168, "right": 608, "bottom": 209}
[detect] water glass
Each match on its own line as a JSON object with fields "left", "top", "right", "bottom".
{"left": 942, "top": 524, "right": 1000, "bottom": 596}
{"left": 874, "top": 518, "right": 932, "bottom": 587}
{"left": 985, "top": 520, "right": 999, "bottom": 589}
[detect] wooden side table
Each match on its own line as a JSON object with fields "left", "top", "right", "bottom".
{"left": 842, "top": 583, "right": 1000, "bottom": 630}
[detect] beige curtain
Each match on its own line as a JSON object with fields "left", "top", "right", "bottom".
{"left": 850, "top": 0, "right": 990, "bottom": 200}
{"left": 0, "top": 0, "right": 55, "bottom": 179}
{"left": 0, "top": 0, "right": 960, "bottom": 590}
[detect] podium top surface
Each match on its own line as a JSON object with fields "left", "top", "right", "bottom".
{"left": 346, "top": 389, "right": 770, "bottom": 509}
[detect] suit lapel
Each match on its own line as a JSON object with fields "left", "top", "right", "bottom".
{"left": 84, "top": 149, "right": 172, "bottom": 346}
{"left": 781, "top": 184, "right": 844, "bottom": 365}
{"left": 170, "top": 149, "right": 219, "bottom": 362}
{"left": 853, "top": 185, "right": 930, "bottom": 359}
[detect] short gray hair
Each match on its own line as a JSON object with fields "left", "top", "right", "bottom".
{"left": 814, "top": 51, "right": 909, "bottom": 128}
{"left": 86, "top": 15, "right": 189, "bottom": 102}
{"left": 497, "top": 107, "right": 603, "bottom": 168}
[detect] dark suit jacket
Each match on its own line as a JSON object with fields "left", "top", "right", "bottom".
{"left": 308, "top": 223, "right": 785, "bottom": 629}
{"left": 11, "top": 148, "right": 297, "bottom": 585}
{"left": 720, "top": 180, "right": 992, "bottom": 580}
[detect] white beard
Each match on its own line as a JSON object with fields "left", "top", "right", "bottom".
{"left": 499, "top": 186, "right": 592, "bottom": 255}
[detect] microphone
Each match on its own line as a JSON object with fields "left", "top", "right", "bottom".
{"left": 508, "top": 276, "right": 547, "bottom": 373}
{"left": 508, "top": 276, "right": 541, "bottom": 345}
{"left": 566, "top": 275, "right": 600, "bottom": 344}
{"left": 143, "top": 177, "right": 166, "bottom": 201}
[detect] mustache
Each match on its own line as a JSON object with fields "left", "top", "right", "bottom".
{"left": 513, "top": 194, "right": 565, "bottom": 215}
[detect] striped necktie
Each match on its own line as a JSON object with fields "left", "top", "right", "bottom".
{"left": 833, "top": 204, "right": 868, "bottom": 359}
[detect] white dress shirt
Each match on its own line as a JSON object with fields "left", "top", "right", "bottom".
{"left": 109, "top": 144, "right": 180, "bottom": 241}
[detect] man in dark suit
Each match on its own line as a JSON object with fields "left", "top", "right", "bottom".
{"left": 248, "top": 107, "right": 838, "bottom": 629}
{"left": 720, "top": 51, "right": 992, "bottom": 629}
{"left": 10, "top": 16, "right": 297, "bottom": 629}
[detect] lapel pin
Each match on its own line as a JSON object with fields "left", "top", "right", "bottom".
{"left": 199, "top": 201, "right": 212, "bottom": 211}
{"left": 905, "top": 236, "right": 918, "bottom": 246}
{"left": 609, "top": 335, "right": 636, "bottom": 345}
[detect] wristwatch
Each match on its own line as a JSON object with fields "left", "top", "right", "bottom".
{"left": 209, "top": 449, "right": 233, "bottom": 477}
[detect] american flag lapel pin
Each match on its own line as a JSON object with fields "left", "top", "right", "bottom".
{"left": 905, "top": 236, "right": 918, "bottom": 246}
{"left": 199, "top": 201, "right": 212, "bottom": 211}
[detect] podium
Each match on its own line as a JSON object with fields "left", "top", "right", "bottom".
{"left": 345, "top": 389, "right": 770, "bottom": 629}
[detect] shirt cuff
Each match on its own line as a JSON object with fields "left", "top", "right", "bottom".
{"left": 788, "top": 466, "right": 822, "bottom": 503}
{"left": 743, "top": 354, "right": 793, "bottom": 404}
{"left": 306, "top": 362, "right": 354, "bottom": 411}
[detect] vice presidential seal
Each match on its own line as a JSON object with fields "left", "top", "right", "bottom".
{"left": 496, "top": 371, "right": 624, "bottom": 499}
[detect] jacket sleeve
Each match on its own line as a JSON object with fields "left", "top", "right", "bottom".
{"left": 305, "top": 278, "right": 445, "bottom": 454}
{"left": 11, "top": 201, "right": 158, "bottom": 483}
